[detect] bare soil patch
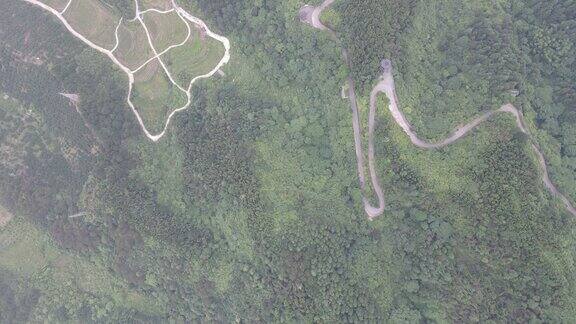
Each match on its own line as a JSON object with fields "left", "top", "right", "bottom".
{"left": 132, "top": 59, "right": 187, "bottom": 133}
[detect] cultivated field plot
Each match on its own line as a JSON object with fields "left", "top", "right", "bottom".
{"left": 63, "top": 0, "right": 119, "bottom": 50}
{"left": 25, "top": 0, "right": 230, "bottom": 140}
{"left": 164, "top": 26, "right": 226, "bottom": 88}
{"left": 38, "top": 0, "right": 69, "bottom": 12}
{"left": 132, "top": 59, "right": 188, "bottom": 134}
{"left": 114, "top": 20, "right": 156, "bottom": 70}
{"left": 140, "top": 0, "right": 172, "bottom": 10}
{"left": 142, "top": 10, "right": 189, "bottom": 53}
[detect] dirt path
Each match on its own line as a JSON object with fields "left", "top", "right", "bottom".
{"left": 302, "top": 0, "right": 576, "bottom": 219}
{"left": 21, "top": 0, "right": 230, "bottom": 142}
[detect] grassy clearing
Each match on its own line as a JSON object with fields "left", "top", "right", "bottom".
{"left": 0, "top": 205, "right": 13, "bottom": 228}
{"left": 0, "top": 219, "right": 59, "bottom": 277}
{"left": 39, "top": 0, "right": 69, "bottom": 11}
{"left": 140, "top": 0, "right": 172, "bottom": 10}
{"left": 64, "top": 0, "right": 119, "bottom": 50}
{"left": 115, "top": 19, "right": 156, "bottom": 70}
{"left": 142, "top": 10, "right": 189, "bottom": 53}
{"left": 132, "top": 59, "right": 187, "bottom": 134}
{"left": 163, "top": 26, "right": 226, "bottom": 87}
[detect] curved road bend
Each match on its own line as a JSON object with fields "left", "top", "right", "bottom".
{"left": 301, "top": 0, "right": 576, "bottom": 219}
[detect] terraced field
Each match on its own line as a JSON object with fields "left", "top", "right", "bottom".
{"left": 38, "top": 0, "right": 68, "bottom": 12}
{"left": 23, "top": 0, "right": 230, "bottom": 141}
{"left": 164, "top": 26, "right": 226, "bottom": 88}
{"left": 132, "top": 59, "right": 188, "bottom": 134}
{"left": 63, "top": 0, "right": 119, "bottom": 50}
{"left": 143, "top": 10, "right": 189, "bottom": 53}
{"left": 114, "top": 19, "right": 155, "bottom": 70}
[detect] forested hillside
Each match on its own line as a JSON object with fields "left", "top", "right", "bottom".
{"left": 337, "top": 0, "right": 576, "bottom": 201}
{"left": 0, "top": 0, "right": 576, "bottom": 322}
{"left": 335, "top": 0, "right": 576, "bottom": 320}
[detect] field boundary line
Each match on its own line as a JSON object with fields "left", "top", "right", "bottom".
{"left": 111, "top": 17, "right": 123, "bottom": 52}
{"left": 60, "top": 0, "right": 73, "bottom": 14}
{"left": 131, "top": 8, "right": 192, "bottom": 74}
{"left": 301, "top": 0, "right": 576, "bottom": 219}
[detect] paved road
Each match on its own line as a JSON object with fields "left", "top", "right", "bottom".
{"left": 301, "top": 0, "right": 576, "bottom": 219}
{"left": 300, "top": 0, "right": 384, "bottom": 219}
{"left": 299, "top": 0, "right": 334, "bottom": 30}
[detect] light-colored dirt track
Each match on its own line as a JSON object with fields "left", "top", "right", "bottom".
{"left": 301, "top": 0, "right": 576, "bottom": 219}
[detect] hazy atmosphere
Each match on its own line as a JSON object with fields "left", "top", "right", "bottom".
{"left": 1, "top": 0, "right": 576, "bottom": 322}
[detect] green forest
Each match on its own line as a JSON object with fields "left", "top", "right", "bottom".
{"left": 1, "top": 0, "right": 576, "bottom": 322}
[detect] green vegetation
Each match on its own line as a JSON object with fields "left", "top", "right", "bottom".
{"left": 0, "top": 218, "right": 166, "bottom": 321}
{"left": 163, "top": 27, "right": 226, "bottom": 87}
{"left": 336, "top": 0, "right": 576, "bottom": 320}
{"left": 132, "top": 60, "right": 188, "bottom": 134}
{"left": 337, "top": 0, "right": 418, "bottom": 90}
{"left": 2, "top": 0, "right": 576, "bottom": 322}
{"left": 36, "top": 0, "right": 229, "bottom": 138}
{"left": 114, "top": 19, "right": 156, "bottom": 70}
{"left": 142, "top": 10, "right": 189, "bottom": 53}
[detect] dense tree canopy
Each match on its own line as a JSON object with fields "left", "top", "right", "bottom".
{"left": 0, "top": 0, "right": 576, "bottom": 322}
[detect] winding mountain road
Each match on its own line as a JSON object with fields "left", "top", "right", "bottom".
{"left": 301, "top": 0, "right": 576, "bottom": 219}
{"left": 299, "top": 0, "right": 334, "bottom": 30}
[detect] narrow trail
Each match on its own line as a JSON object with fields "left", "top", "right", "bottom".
{"left": 301, "top": 0, "right": 576, "bottom": 219}
{"left": 60, "top": 0, "right": 73, "bottom": 14}
{"left": 21, "top": 0, "right": 230, "bottom": 142}
{"left": 68, "top": 212, "right": 87, "bottom": 219}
